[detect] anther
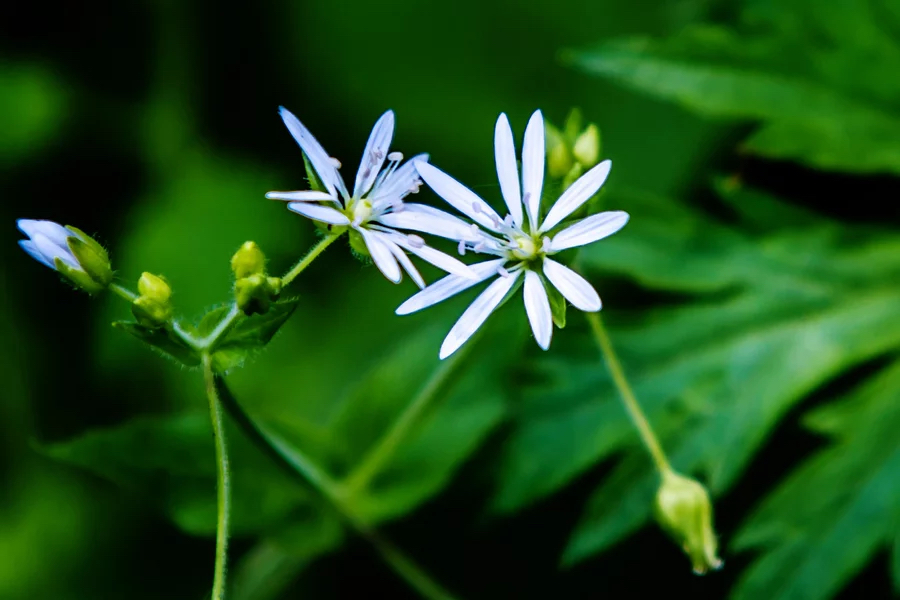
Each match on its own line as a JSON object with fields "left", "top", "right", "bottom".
{"left": 457, "top": 240, "right": 466, "bottom": 256}
{"left": 330, "top": 157, "right": 342, "bottom": 168}
{"left": 504, "top": 215, "right": 514, "bottom": 227}
{"left": 523, "top": 192, "right": 531, "bottom": 205}
{"left": 471, "top": 202, "right": 482, "bottom": 214}
{"left": 387, "top": 151, "right": 403, "bottom": 162}
{"left": 407, "top": 234, "right": 425, "bottom": 248}
{"left": 497, "top": 265, "right": 510, "bottom": 278}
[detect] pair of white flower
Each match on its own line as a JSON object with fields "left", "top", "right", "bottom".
{"left": 275, "top": 108, "right": 630, "bottom": 358}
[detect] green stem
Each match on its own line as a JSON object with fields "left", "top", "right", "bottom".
{"left": 203, "top": 354, "right": 232, "bottom": 600}
{"left": 344, "top": 341, "right": 472, "bottom": 494}
{"left": 281, "top": 232, "right": 342, "bottom": 286}
{"left": 199, "top": 304, "right": 243, "bottom": 350}
{"left": 214, "top": 376, "right": 458, "bottom": 600}
{"left": 109, "top": 282, "right": 139, "bottom": 303}
{"left": 585, "top": 311, "right": 672, "bottom": 475}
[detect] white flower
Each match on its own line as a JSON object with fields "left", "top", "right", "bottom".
{"left": 397, "top": 110, "right": 629, "bottom": 358}
{"left": 266, "top": 107, "right": 476, "bottom": 287}
{"left": 17, "top": 219, "right": 83, "bottom": 271}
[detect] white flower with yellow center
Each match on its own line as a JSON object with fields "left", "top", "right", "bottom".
{"left": 397, "top": 110, "right": 629, "bottom": 358}
{"left": 266, "top": 107, "right": 475, "bottom": 287}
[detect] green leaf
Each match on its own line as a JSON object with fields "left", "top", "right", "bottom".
{"left": 41, "top": 413, "right": 316, "bottom": 537}
{"left": 112, "top": 321, "right": 200, "bottom": 367}
{"left": 568, "top": 21, "right": 900, "bottom": 173}
{"left": 490, "top": 185, "right": 900, "bottom": 575}
{"left": 729, "top": 360, "right": 900, "bottom": 600}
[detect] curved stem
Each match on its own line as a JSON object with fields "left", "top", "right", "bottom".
{"left": 203, "top": 354, "right": 232, "bottom": 600}
{"left": 586, "top": 311, "right": 672, "bottom": 475}
{"left": 343, "top": 339, "right": 474, "bottom": 494}
{"left": 281, "top": 232, "right": 342, "bottom": 286}
{"left": 109, "top": 282, "right": 139, "bottom": 303}
{"left": 213, "top": 376, "right": 458, "bottom": 600}
{"left": 199, "top": 304, "right": 243, "bottom": 350}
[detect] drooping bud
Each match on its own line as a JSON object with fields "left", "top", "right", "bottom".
{"left": 573, "top": 124, "right": 601, "bottom": 168}
{"left": 132, "top": 272, "right": 173, "bottom": 327}
{"left": 654, "top": 471, "right": 723, "bottom": 575}
{"left": 16, "top": 219, "right": 113, "bottom": 294}
{"left": 231, "top": 241, "right": 266, "bottom": 279}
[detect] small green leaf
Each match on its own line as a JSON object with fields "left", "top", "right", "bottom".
{"left": 221, "top": 298, "right": 299, "bottom": 347}
{"left": 112, "top": 321, "right": 200, "bottom": 366}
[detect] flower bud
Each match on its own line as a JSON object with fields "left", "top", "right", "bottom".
{"left": 234, "top": 274, "right": 282, "bottom": 315}
{"left": 545, "top": 122, "right": 574, "bottom": 179}
{"left": 17, "top": 219, "right": 113, "bottom": 294}
{"left": 132, "top": 272, "right": 173, "bottom": 327}
{"left": 573, "top": 124, "right": 601, "bottom": 168}
{"left": 654, "top": 471, "right": 723, "bottom": 575}
{"left": 231, "top": 241, "right": 266, "bottom": 279}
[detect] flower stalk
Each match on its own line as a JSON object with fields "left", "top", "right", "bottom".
{"left": 203, "top": 353, "right": 232, "bottom": 600}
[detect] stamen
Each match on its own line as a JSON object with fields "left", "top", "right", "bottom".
{"left": 473, "top": 241, "right": 486, "bottom": 252}
{"left": 497, "top": 265, "right": 510, "bottom": 278}
{"left": 330, "top": 157, "right": 342, "bottom": 168}
{"left": 387, "top": 151, "right": 403, "bottom": 162}
{"left": 362, "top": 168, "right": 371, "bottom": 179}
{"left": 490, "top": 214, "right": 502, "bottom": 228}
{"left": 391, "top": 201, "right": 405, "bottom": 213}
{"left": 503, "top": 214, "right": 514, "bottom": 227}
{"left": 523, "top": 192, "right": 531, "bottom": 205}
{"left": 457, "top": 240, "right": 466, "bottom": 256}
{"left": 407, "top": 234, "right": 425, "bottom": 248}
{"left": 471, "top": 202, "right": 482, "bottom": 214}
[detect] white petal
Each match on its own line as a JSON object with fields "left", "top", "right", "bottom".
{"left": 354, "top": 111, "right": 395, "bottom": 198}
{"left": 370, "top": 153, "right": 429, "bottom": 205}
{"left": 439, "top": 269, "right": 522, "bottom": 359}
{"left": 542, "top": 258, "right": 601, "bottom": 311}
{"left": 17, "top": 219, "right": 71, "bottom": 247}
{"left": 521, "top": 110, "right": 545, "bottom": 229}
{"left": 32, "top": 233, "right": 79, "bottom": 270}
{"left": 265, "top": 190, "right": 337, "bottom": 202}
{"left": 278, "top": 106, "right": 348, "bottom": 199}
{"left": 390, "top": 233, "right": 479, "bottom": 280}
{"left": 378, "top": 203, "right": 490, "bottom": 242}
{"left": 359, "top": 228, "right": 401, "bottom": 283}
{"left": 18, "top": 240, "right": 53, "bottom": 268}
{"left": 523, "top": 270, "right": 552, "bottom": 350}
{"left": 386, "top": 241, "right": 425, "bottom": 289}
{"left": 287, "top": 202, "right": 351, "bottom": 225}
{"left": 415, "top": 161, "right": 503, "bottom": 232}
{"left": 494, "top": 114, "right": 523, "bottom": 226}
{"left": 396, "top": 259, "right": 507, "bottom": 315}
{"left": 540, "top": 160, "right": 612, "bottom": 232}
{"left": 549, "top": 211, "right": 629, "bottom": 251}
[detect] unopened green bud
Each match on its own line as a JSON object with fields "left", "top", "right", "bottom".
{"left": 654, "top": 471, "right": 723, "bottom": 575}
{"left": 17, "top": 220, "right": 114, "bottom": 294}
{"left": 573, "top": 124, "right": 601, "bottom": 168}
{"left": 132, "top": 272, "right": 173, "bottom": 327}
{"left": 563, "top": 107, "right": 584, "bottom": 142}
{"left": 231, "top": 241, "right": 266, "bottom": 279}
{"left": 137, "top": 272, "right": 172, "bottom": 303}
{"left": 548, "top": 139, "right": 575, "bottom": 180}
{"left": 235, "top": 274, "right": 282, "bottom": 315}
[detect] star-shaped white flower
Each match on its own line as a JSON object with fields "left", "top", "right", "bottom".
{"left": 266, "top": 107, "right": 476, "bottom": 287}
{"left": 396, "top": 110, "right": 629, "bottom": 358}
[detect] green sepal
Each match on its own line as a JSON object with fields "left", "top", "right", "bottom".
{"left": 113, "top": 321, "right": 200, "bottom": 366}
{"left": 66, "top": 231, "right": 113, "bottom": 287}
{"left": 303, "top": 153, "right": 326, "bottom": 193}
{"left": 348, "top": 228, "right": 369, "bottom": 258}
{"left": 546, "top": 280, "right": 567, "bottom": 329}
{"left": 55, "top": 258, "right": 105, "bottom": 294}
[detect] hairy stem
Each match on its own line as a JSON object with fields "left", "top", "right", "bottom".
{"left": 109, "top": 282, "right": 139, "bottom": 303}
{"left": 586, "top": 311, "right": 672, "bottom": 475}
{"left": 203, "top": 354, "right": 232, "bottom": 599}
{"left": 214, "top": 376, "right": 458, "bottom": 600}
{"left": 281, "top": 232, "right": 343, "bottom": 286}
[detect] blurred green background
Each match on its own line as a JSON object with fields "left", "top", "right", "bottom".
{"left": 3, "top": 0, "right": 900, "bottom": 598}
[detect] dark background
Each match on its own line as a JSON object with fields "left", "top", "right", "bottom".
{"left": 2, "top": 0, "right": 897, "bottom": 598}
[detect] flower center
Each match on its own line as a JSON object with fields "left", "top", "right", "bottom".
{"left": 509, "top": 234, "right": 539, "bottom": 261}
{"left": 350, "top": 198, "right": 374, "bottom": 225}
